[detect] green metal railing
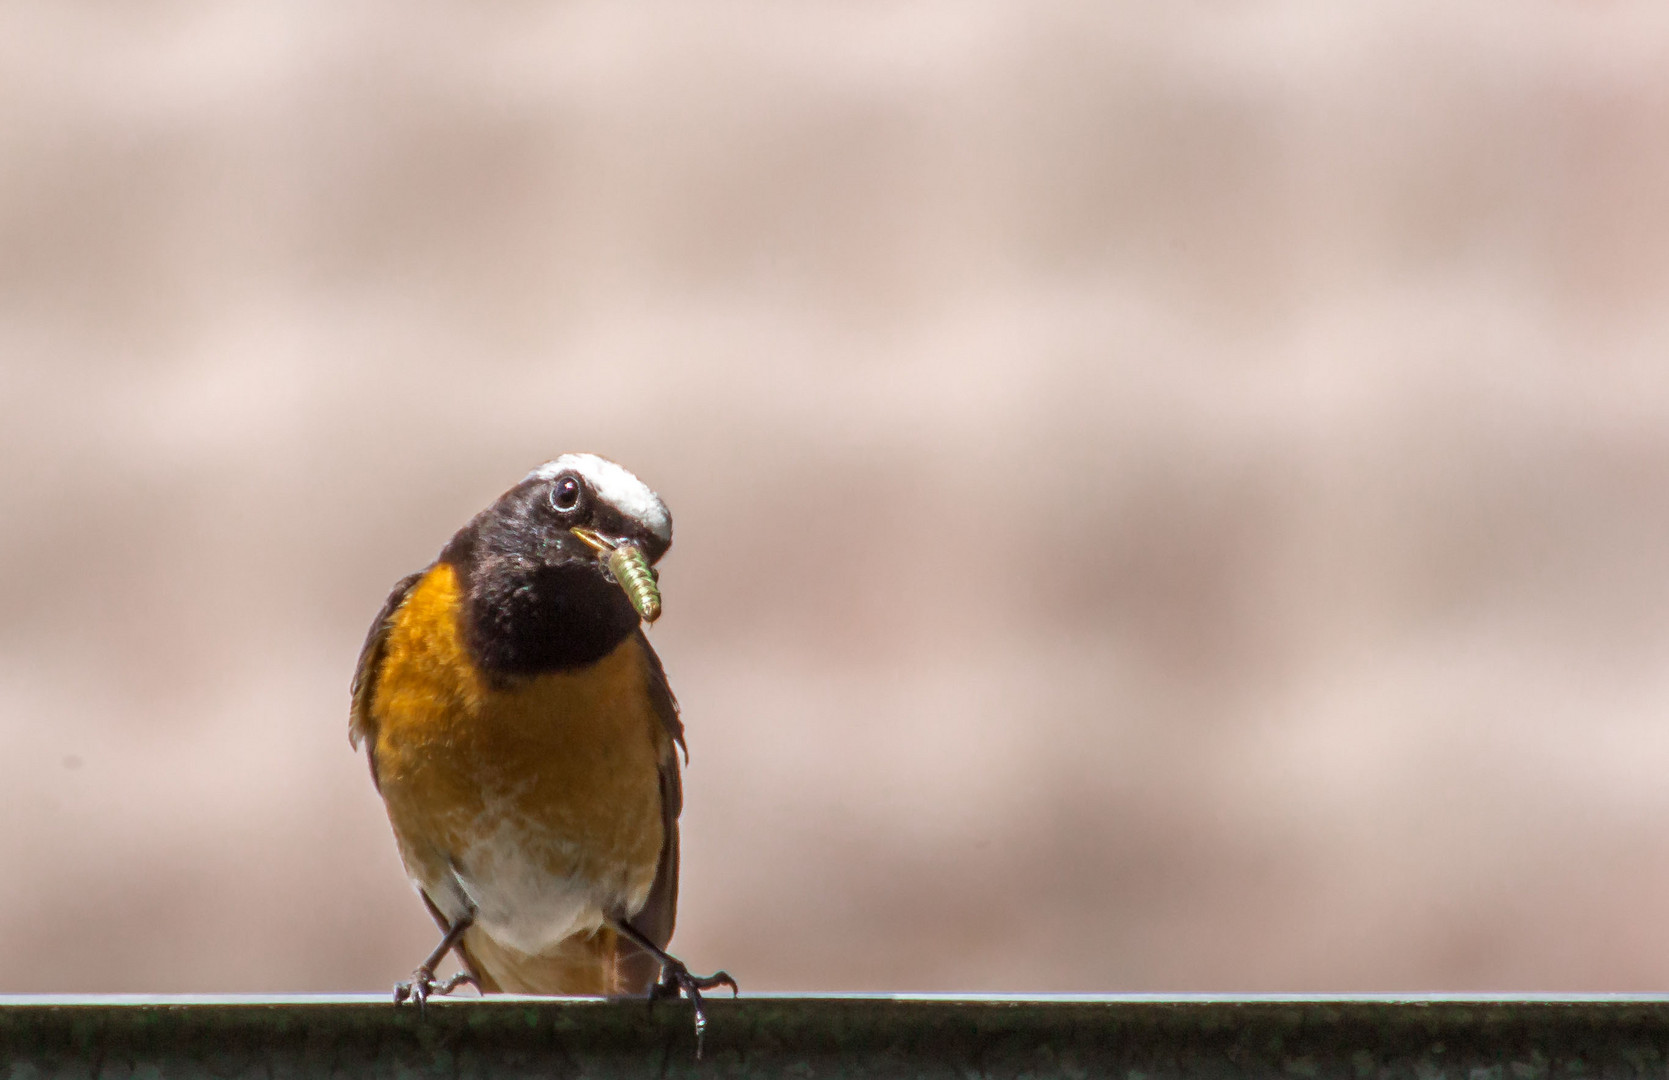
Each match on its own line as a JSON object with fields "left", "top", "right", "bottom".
{"left": 4, "top": 995, "right": 1669, "bottom": 1078}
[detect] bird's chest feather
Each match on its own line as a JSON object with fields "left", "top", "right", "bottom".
{"left": 369, "top": 564, "right": 666, "bottom": 940}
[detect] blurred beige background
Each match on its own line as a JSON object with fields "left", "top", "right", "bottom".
{"left": 6, "top": 2, "right": 1669, "bottom": 993}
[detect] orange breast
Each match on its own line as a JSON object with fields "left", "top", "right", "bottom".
{"left": 369, "top": 563, "right": 668, "bottom": 929}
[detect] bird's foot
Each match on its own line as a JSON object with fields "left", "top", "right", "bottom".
{"left": 650, "top": 959, "right": 738, "bottom": 1057}
{"left": 393, "top": 968, "right": 479, "bottom": 1013}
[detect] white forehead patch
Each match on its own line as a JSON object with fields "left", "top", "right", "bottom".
{"left": 526, "top": 453, "right": 672, "bottom": 543}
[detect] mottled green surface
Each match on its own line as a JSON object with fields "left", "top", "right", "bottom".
{"left": 4, "top": 997, "right": 1669, "bottom": 1079}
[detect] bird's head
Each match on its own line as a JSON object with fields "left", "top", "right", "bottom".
{"left": 445, "top": 453, "right": 673, "bottom": 674}
{"left": 522, "top": 452, "right": 672, "bottom": 564}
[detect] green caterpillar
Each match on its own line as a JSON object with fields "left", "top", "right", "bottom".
{"left": 607, "top": 543, "right": 662, "bottom": 623}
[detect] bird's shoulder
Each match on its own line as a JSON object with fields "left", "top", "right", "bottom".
{"left": 348, "top": 568, "right": 426, "bottom": 755}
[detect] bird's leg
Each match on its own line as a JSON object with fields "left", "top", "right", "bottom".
{"left": 394, "top": 911, "right": 479, "bottom": 1012}
{"left": 612, "top": 918, "right": 737, "bottom": 1057}
{"left": 420, "top": 892, "right": 487, "bottom": 987}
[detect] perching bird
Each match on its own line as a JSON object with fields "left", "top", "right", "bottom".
{"left": 349, "top": 454, "right": 734, "bottom": 1032}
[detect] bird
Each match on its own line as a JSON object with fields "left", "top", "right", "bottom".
{"left": 348, "top": 453, "right": 734, "bottom": 1035}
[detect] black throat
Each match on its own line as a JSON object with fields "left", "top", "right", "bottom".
{"left": 442, "top": 524, "right": 641, "bottom": 678}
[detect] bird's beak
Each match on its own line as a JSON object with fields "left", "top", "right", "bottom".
{"left": 570, "top": 527, "right": 662, "bottom": 623}
{"left": 569, "top": 527, "right": 614, "bottom": 557}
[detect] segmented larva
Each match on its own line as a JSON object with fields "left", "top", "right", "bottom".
{"left": 608, "top": 544, "right": 662, "bottom": 623}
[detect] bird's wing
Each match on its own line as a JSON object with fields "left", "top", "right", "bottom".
{"left": 348, "top": 570, "right": 424, "bottom": 783}
{"left": 616, "top": 627, "right": 685, "bottom": 991}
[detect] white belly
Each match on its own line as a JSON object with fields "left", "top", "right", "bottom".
{"left": 415, "top": 809, "right": 645, "bottom": 956}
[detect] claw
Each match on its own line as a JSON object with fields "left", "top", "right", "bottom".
{"left": 651, "top": 959, "right": 739, "bottom": 1058}
{"left": 394, "top": 968, "right": 479, "bottom": 1014}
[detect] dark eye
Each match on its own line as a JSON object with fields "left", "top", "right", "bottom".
{"left": 550, "top": 475, "right": 582, "bottom": 512}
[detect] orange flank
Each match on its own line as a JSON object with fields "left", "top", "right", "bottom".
{"left": 363, "top": 563, "right": 673, "bottom": 994}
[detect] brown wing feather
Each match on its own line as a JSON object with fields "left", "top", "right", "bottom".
{"left": 348, "top": 570, "right": 424, "bottom": 787}
{"left": 615, "top": 628, "right": 685, "bottom": 992}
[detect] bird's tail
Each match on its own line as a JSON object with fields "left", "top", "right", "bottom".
{"left": 460, "top": 924, "right": 659, "bottom": 996}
